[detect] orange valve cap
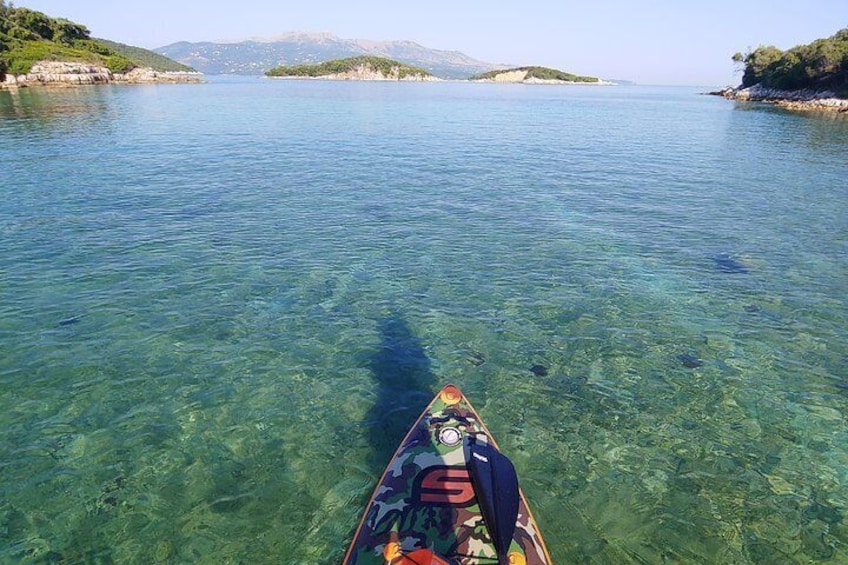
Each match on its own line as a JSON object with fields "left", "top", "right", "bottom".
{"left": 439, "top": 385, "right": 462, "bottom": 406}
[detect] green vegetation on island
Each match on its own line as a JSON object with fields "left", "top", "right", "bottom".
{"left": 733, "top": 27, "right": 848, "bottom": 95}
{"left": 266, "top": 55, "right": 431, "bottom": 79}
{"left": 470, "top": 66, "right": 600, "bottom": 83}
{"left": 0, "top": 1, "right": 192, "bottom": 80}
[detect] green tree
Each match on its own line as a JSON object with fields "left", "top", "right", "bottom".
{"left": 740, "top": 45, "right": 783, "bottom": 87}
{"left": 0, "top": 1, "right": 10, "bottom": 34}
{"left": 781, "top": 53, "right": 799, "bottom": 87}
{"left": 735, "top": 28, "right": 848, "bottom": 94}
{"left": 51, "top": 18, "right": 89, "bottom": 44}
{"left": 9, "top": 8, "right": 53, "bottom": 40}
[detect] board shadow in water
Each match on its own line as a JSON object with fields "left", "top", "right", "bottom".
{"left": 366, "top": 315, "right": 437, "bottom": 477}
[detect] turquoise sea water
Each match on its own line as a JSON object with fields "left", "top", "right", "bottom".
{"left": 1, "top": 78, "right": 846, "bottom": 563}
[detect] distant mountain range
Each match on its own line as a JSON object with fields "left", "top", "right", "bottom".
{"left": 155, "top": 32, "right": 499, "bottom": 79}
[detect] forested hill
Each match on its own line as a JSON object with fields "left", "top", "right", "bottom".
{"left": 0, "top": 1, "right": 192, "bottom": 78}
{"left": 266, "top": 55, "right": 432, "bottom": 80}
{"left": 733, "top": 27, "right": 848, "bottom": 95}
{"left": 96, "top": 39, "right": 195, "bottom": 72}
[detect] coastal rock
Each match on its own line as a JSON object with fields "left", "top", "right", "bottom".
{"left": 523, "top": 77, "right": 616, "bottom": 85}
{"left": 486, "top": 69, "right": 531, "bottom": 83}
{"left": 2, "top": 61, "right": 202, "bottom": 88}
{"left": 113, "top": 67, "right": 203, "bottom": 84}
{"left": 18, "top": 61, "right": 111, "bottom": 85}
{"left": 715, "top": 84, "right": 848, "bottom": 113}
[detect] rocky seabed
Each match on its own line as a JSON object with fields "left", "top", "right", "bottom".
{"left": 1, "top": 61, "right": 202, "bottom": 88}
{"left": 717, "top": 84, "right": 848, "bottom": 112}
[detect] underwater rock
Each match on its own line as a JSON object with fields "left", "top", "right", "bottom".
{"left": 801, "top": 523, "right": 834, "bottom": 559}
{"left": 670, "top": 474, "right": 702, "bottom": 495}
{"left": 530, "top": 364, "right": 549, "bottom": 377}
{"left": 744, "top": 532, "right": 793, "bottom": 563}
{"left": 467, "top": 351, "right": 486, "bottom": 366}
{"left": 712, "top": 254, "right": 748, "bottom": 274}
{"left": 94, "top": 476, "right": 128, "bottom": 512}
{"left": 154, "top": 541, "right": 176, "bottom": 562}
{"left": 47, "top": 433, "right": 76, "bottom": 459}
{"left": 804, "top": 502, "right": 843, "bottom": 525}
{"left": 210, "top": 495, "right": 250, "bottom": 513}
{"left": 762, "top": 452, "right": 782, "bottom": 473}
{"left": 744, "top": 304, "right": 762, "bottom": 313}
{"left": 580, "top": 537, "right": 608, "bottom": 558}
{"left": 678, "top": 354, "right": 704, "bottom": 369}
{"left": 558, "top": 374, "right": 588, "bottom": 395}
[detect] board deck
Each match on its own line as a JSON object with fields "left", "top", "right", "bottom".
{"left": 344, "top": 384, "right": 552, "bottom": 564}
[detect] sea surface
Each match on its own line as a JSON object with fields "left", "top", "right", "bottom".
{"left": 1, "top": 77, "right": 846, "bottom": 564}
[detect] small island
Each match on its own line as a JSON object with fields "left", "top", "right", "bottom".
{"left": 266, "top": 56, "right": 437, "bottom": 81}
{"left": 717, "top": 27, "right": 847, "bottom": 112}
{"left": 0, "top": 2, "right": 200, "bottom": 88}
{"left": 470, "top": 66, "right": 611, "bottom": 85}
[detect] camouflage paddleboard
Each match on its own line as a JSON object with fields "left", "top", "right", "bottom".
{"left": 343, "top": 385, "right": 551, "bottom": 564}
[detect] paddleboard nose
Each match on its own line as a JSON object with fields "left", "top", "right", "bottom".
{"left": 439, "top": 384, "right": 462, "bottom": 405}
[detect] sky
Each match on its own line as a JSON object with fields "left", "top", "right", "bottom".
{"left": 12, "top": 0, "right": 848, "bottom": 85}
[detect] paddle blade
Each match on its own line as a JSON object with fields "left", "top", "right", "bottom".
{"left": 466, "top": 436, "right": 519, "bottom": 557}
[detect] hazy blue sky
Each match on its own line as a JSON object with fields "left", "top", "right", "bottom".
{"left": 14, "top": 0, "right": 848, "bottom": 85}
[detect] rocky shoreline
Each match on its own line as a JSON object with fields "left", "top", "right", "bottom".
{"left": 1, "top": 61, "right": 203, "bottom": 89}
{"left": 712, "top": 84, "right": 848, "bottom": 113}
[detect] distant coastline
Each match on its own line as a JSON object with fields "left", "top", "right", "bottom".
{"left": 264, "top": 57, "right": 615, "bottom": 85}
{"left": 3, "top": 6, "right": 620, "bottom": 90}
{"left": 156, "top": 33, "right": 497, "bottom": 79}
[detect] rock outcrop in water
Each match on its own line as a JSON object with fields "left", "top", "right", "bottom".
{"left": 713, "top": 84, "right": 848, "bottom": 113}
{"left": 2, "top": 61, "right": 202, "bottom": 88}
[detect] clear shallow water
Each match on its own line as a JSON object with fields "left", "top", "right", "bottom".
{"left": 1, "top": 78, "right": 846, "bottom": 563}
